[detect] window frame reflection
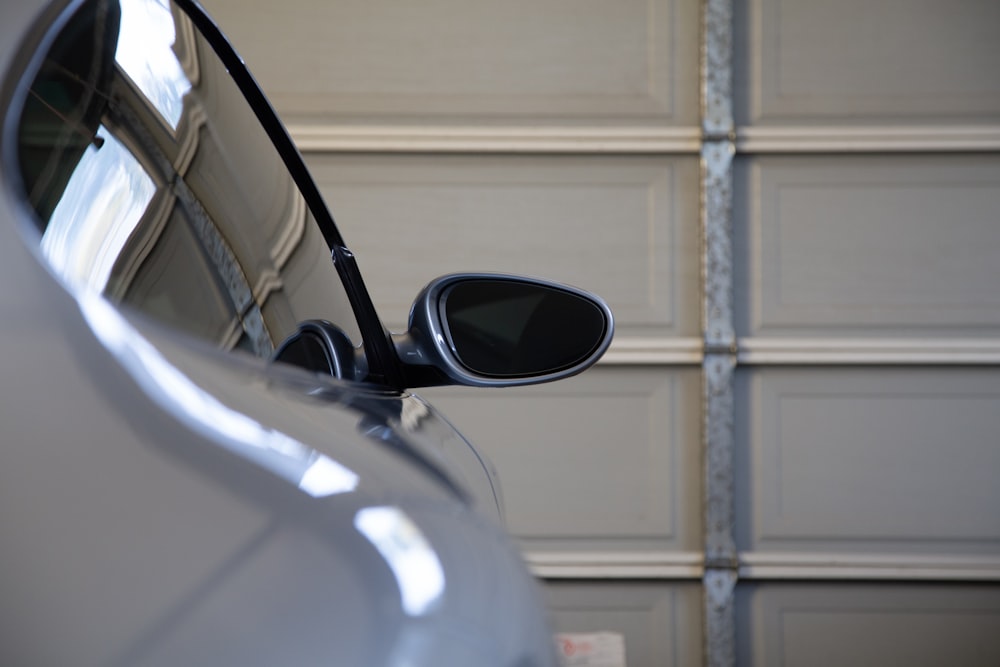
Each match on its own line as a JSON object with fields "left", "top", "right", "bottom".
{"left": 16, "top": 0, "right": 369, "bottom": 374}
{"left": 113, "top": 0, "right": 195, "bottom": 132}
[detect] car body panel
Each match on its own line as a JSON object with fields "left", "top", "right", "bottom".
{"left": 0, "top": 199, "right": 549, "bottom": 665}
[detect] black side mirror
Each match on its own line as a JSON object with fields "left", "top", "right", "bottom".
{"left": 394, "top": 274, "right": 613, "bottom": 388}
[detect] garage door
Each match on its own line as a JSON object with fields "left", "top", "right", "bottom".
{"left": 203, "top": 0, "right": 1000, "bottom": 664}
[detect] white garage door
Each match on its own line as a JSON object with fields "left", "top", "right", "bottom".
{"left": 203, "top": 0, "right": 1000, "bottom": 664}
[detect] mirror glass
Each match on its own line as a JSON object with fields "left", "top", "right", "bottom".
{"left": 442, "top": 279, "right": 608, "bottom": 378}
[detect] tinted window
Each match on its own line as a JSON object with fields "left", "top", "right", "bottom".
{"left": 17, "top": 0, "right": 360, "bottom": 362}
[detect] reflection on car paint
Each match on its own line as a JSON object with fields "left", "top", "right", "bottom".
{"left": 78, "top": 289, "right": 359, "bottom": 498}
{"left": 355, "top": 506, "right": 446, "bottom": 617}
{"left": 399, "top": 397, "right": 430, "bottom": 433}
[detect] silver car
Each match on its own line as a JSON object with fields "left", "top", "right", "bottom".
{"left": 0, "top": 0, "right": 613, "bottom": 664}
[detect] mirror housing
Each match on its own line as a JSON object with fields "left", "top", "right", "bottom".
{"left": 394, "top": 274, "right": 613, "bottom": 388}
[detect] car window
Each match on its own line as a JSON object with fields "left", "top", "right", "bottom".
{"left": 16, "top": 0, "right": 362, "bottom": 368}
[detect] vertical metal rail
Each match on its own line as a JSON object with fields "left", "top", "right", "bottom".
{"left": 700, "top": 0, "right": 737, "bottom": 665}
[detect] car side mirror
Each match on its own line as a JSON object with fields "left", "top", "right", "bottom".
{"left": 394, "top": 274, "right": 613, "bottom": 388}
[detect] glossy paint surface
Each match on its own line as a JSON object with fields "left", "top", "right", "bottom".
{"left": 0, "top": 1, "right": 554, "bottom": 664}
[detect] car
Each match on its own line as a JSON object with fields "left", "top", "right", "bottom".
{"left": 0, "top": 0, "right": 613, "bottom": 664}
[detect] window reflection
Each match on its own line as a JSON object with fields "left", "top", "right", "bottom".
{"left": 114, "top": 0, "right": 191, "bottom": 130}
{"left": 17, "top": 0, "right": 363, "bottom": 375}
{"left": 41, "top": 131, "right": 154, "bottom": 291}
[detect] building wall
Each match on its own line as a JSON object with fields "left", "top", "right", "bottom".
{"left": 201, "top": 1, "right": 1000, "bottom": 664}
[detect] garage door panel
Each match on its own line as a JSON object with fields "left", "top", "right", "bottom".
{"left": 421, "top": 367, "right": 701, "bottom": 551}
{"left": 311, "top": 154, "right": 702, "bottom": 338}
{"left": 733, "top": 0, "right": 1000, "bottom": 125}
{"left": 736, "top": 583, "right": 1000, "bottom": 667}
{"left": 546, "top": 581, "right": 703, "bottom": 667}
{"left": 734, "top": 155, "right": 1000, "bottom": 337}
{"left": 202, "top": 0, "right": 699, "bottom": 126}
{"left": 734, "top": 368, "right": 1000, "bottom": 553}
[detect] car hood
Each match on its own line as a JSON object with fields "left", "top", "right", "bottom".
{"left": 0, "top": 187, "right": 549, "bottom": 666}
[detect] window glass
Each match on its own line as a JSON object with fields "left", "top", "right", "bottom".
{"left": 17, "top": 0, "right": 361, "bottom": 364}
{"left": 115, "top": 0, "right": 191, "bottom": 130}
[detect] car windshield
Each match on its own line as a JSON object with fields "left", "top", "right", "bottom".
{"left": 16, "top": 0, "right": 361, "bottom": 361}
